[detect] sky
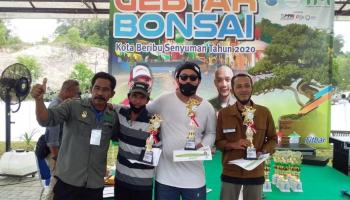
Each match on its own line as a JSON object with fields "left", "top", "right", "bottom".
{"left": 6, "top": 19, "right": 350, "bottom": 53}
{"left": 7, "top": 19, "right": 58, "bottom": 43}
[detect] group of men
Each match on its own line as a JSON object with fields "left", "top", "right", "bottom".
{"left": 31, "top": 62, "right": 277, "bottom": 200}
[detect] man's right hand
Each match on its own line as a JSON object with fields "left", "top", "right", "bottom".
{"left": 31, "top": 78, "right": 47, "bottom": 100}
{"left": 225, "top": 139, "right": 251, "bottom": 150}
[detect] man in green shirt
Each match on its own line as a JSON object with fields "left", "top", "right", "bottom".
{"left": 31, "top": 72, "right": 119, "bottom": 200}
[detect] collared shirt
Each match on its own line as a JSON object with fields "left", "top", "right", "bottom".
{"left": 208, "top": 95, "right": 236, "bottom": 113}
{"left": 114, "top": 105, "right": 155, "bottom": 191}
{"left": 45, "top": 97, "right": 63, "bottom": 147}
{"left": 40, "top": 98, "right": 119, "bottom": 188}
{"left": 215, "top": 101, "right": 277, "bottom": 183}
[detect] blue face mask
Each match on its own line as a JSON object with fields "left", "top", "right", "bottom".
{"left": 179, "top": 83, "right": 198, "bottom": 96}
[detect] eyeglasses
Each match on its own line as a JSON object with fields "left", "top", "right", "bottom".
{"left": 179, "top": 74, "right": 198, "bottom": 81}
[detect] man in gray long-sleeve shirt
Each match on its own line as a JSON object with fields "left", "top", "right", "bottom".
{"left": 42, "top": 79, "right": 80, "bottom": 200}
{"left": 31, "top": 72, "right": 119, "bottom": 200}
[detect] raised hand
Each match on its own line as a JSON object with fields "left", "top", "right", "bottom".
{"left": 31, "top": 78, "right": 47, "bottom": 100}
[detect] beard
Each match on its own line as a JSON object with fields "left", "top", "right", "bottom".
{"left": 233, "top": 92, "right": 251, "bottom": 105}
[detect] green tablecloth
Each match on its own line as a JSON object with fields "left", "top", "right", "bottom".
{"left": 205, "top": 152, "right": 350, "bottom": 200}
{"left": 107, "top": 152, "right": 350, "bottom": 199}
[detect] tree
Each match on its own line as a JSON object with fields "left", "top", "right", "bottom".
{"left": 16, "top": 55, "right": 42, "bottom": 82}
{"left": 70, "top": 62, "right": 94, "bottom": 93}
{"left": 334, "top": 54, "right": 350, "bottom": 91}
{"left": 55, "top": 19, "right": 109, "bottom": 48}
{"left": 55, "top": 26, "right": 85, "bottom": 51}
{"left": 333, "top": 34, "right": 344, "bottom": 55}
{"left": 0, "top": 20, "right": 21, "bottom": 46}
{"left": 248, "top": 23, "right": 335, "bottom": 107}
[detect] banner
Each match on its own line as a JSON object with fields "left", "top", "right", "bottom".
{"left": 109, "top": 0, "right": 334, "bottom": 148}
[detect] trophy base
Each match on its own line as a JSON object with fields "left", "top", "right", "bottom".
{"left": 291, "top": 181, "right": 303, "bottom": 192}
{"left": 244, "top": 157, "right": 258, "bottom": 160}
{"left": 138, "top": 150, "right": 153, "bottom": 164}
{"left": 263, "top": 181, "right": 272, "bottom": 192}
{"left": 278, "top": 179, "right": 290, "bottom": 192}
{"left": 244, "top": 147, "right": 257, "bottom": 160}
{"left": 184, "top": 140, "right": 196, "bottom": 150}
{"left": 184, "top": 147, "right": 196, "bottom": 150}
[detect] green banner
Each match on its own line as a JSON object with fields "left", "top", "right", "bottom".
{"left": 109, "top": 0, "right": 334, "bottom": 148}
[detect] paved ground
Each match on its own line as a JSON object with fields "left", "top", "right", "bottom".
{"left": 0, "top": 175, "right": 43, "bottom": 200}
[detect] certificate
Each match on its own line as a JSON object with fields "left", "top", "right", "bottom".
{"left": 173, "top": 146, "right": 212, "bottom": 162}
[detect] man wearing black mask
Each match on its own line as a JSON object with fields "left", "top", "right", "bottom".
{"left": 113, "top": 81, "right": 158, "bottom": 200}
{"left": 147, "top": 62, "right": 216, "bottom": 200}
{"left": 215, "top": 73, "right": 277, "bottom": 200}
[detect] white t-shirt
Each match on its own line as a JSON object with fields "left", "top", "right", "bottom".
{"left": 147, "top": 92, "right": 216, "bottom": 188}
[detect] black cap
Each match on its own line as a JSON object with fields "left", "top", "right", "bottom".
{"left": 129, "top": 81, "right": 150, "bottom": 97}
{"left": 175, "top": 62, "right": 201, "bottom": 80}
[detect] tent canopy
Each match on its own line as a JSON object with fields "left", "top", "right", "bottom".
{"left": 0, "top": 0, "right": 349, "bottom": 19}
{"left": 0, "top": 0, "right": 109, "bottom": 19}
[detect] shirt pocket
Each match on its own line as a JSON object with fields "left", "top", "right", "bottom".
{"left": 77, "top": 117, "right": 92, "bottom": 138}
{"left": 100, "top": 122, "right": 113, "bottom": 146}
{"left": 222, "top": 124, "right": 238, "bottom": 141}
{"left": 253, "top": 125, "right": 267, "bottom": 149}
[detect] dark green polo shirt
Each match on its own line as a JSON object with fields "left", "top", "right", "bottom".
{"left": 40, "top": 98, "right": 119, "bottom": 188}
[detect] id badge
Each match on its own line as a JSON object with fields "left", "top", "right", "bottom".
{"left": 223, "top": 128, "right": 236, "bottom": 134}
{"left": 90, "top": 129, "right": 102, "bottom": 146}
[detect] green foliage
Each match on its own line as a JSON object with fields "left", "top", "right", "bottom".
{"left": 256, "top": 19, "right": 283, "bottom": 43}
{"left": 70, "top": 62, "right": 94, "bottom": 93}
{"left": 55, "top": 27, "right": 85, "bottom": 51}
{"left": 55, "top": 19, "right": 109, "bottom": 49}
{"left": 16, "top": 55, "right": 42, "bottom": 82}
{"left": 333, "top": 34, "right": 344, "bottom": 55}
{"left": 21, "top": 129, "right": 39, "bottom": 151}
{"left": 249, "top": 22, "right": 334, "bottom": 101}
{"left": 333, "top": 54, "right": 350, "bottom": 91}
{"left": 0, "top": 20, "right": 22, "bottom": 46}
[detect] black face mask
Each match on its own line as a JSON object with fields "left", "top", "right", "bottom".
{"left": 129, "top": 103, "right": 146, "bottom": 113}
{"left": 179, "top": 83, "right": 198, "bottom": 97}
{"left": 233, "top": 92, "right": 251, "bottom": 105}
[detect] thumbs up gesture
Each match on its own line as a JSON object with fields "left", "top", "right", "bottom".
{"left": 31, "top": 78, "right": 47, "bottom": 101}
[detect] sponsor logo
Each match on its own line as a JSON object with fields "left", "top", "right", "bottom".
{"left": 280, "top": 13, "right": 317, "bottom": 21}
{"left": 266, "top": 0, "right": 278, "bottom": 6}
{"left": 305, "top": 0, "right": 331, "bottom": 7}
{"left": 304, "top": 135, "right": 326, "bottom": 144}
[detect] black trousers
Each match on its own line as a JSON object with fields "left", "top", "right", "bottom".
{"left": 114, "top": 182, "right": 152, "bottom": 200}
{"left": 53, "top": 178, "right": 103, "bottom": 200}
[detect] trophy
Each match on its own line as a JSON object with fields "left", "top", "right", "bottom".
{"left": 290, "top": 152, "right": 303, "bottom": 192}
{"left": 185, "top": 98, "right": 200, "bottom": 150}
{"left": 242, "top": 106, "right": 257, "bottom": 160}
{"left": 272, "top": 151, "right": 281, "bottom": 185}
{"left": 139, "top": 114, "right": 161, "bottom": 164}
{"left": 263, "top": 157, "right": 272, "bottom": 192}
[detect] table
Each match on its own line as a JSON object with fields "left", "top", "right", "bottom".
{"left": 206, "top": 152, "right": 350, "bottom": 200}
{"left": 275, "top": 143, "right": 316, "bottom": 156}
{"left": 329, "top": 135, "right": 350, "bottom": 175}
{"left": 107, "top": 151, "right": 350, "bottom": 200}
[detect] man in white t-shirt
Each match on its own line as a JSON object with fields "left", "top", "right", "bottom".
{"left": 147, "top": 62, "right": 216, "bottom": 200}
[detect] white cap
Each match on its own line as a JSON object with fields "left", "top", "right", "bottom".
{"left": 132, "top": 65, "right": 151, "bottom": 79}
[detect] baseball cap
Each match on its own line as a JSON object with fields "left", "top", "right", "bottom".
{"left": 129, "top": 81, "right": 151, "bottom": 97}
{"left": 132, "top": 64, "right": 152, "bottom": 80}
{"left": 175, "top": 62, "right": 201, "bottom": 80}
